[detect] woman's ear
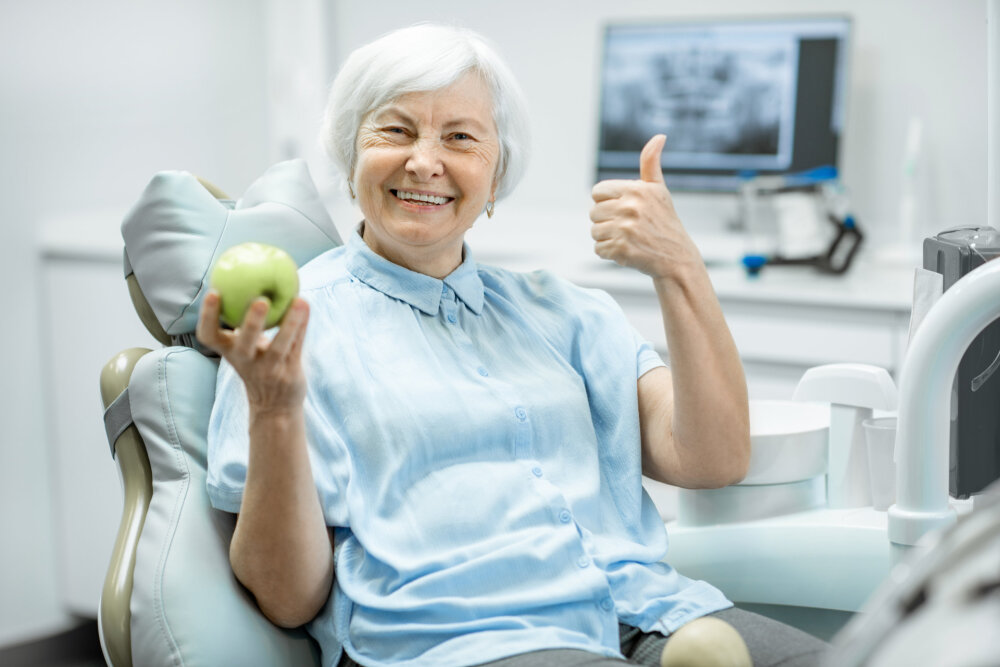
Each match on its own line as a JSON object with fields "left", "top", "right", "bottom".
{"left": 346, "top": 163, "right": 357, "bottom": 200}
{"left": 490, "top": 162, "right": 502, "bottom": 199}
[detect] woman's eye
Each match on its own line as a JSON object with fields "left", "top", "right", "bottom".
{"left": 377, "top": 126, "right": 408, "bottom": 138}
{"left": 451, "top": 132, "right": 472, "bottom": 141}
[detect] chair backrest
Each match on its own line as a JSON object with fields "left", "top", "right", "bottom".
{"left": 99, "top": 160, "right": 342, "bottom": 667}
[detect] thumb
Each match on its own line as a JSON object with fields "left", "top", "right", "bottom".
{"left": 639, "top": 134, "right": 667, "bottom": 184}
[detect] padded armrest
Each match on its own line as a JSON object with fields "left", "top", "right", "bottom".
{"left": 100, "top": 348, "right": 154, "bottom": 667}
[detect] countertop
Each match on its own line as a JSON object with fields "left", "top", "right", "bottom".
{"left": 39, "top": 204, "right": 916, "bottom": 313}
{"left": 465, "top": 205, "right": 915, "bottom": 313}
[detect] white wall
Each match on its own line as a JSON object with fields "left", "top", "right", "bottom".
{"left": 328, "top": 0, "right": 989, "bottom": 243}
{"left": 0, "top": 0, "right": 990, "bottom": 648}
{"left": 0, "top": 0, "right": 271, "bottom": 645}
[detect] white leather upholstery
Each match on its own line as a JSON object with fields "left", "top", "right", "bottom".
{"left": 127, "top": 347, "right": 321, "bottom": 666}
{"left": 107, "top": 159, "right": 341, "bottom": 665}
{"left": 121, "top": 159, "right": 342, "bottom": 337}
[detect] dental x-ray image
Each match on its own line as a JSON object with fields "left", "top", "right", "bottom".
{"left": 599, "top": 25, "right": 798, "bottom": 172}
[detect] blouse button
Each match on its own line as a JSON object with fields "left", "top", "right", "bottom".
{"left": 559, "top": 510, "right": 572, "bottom": 524}
{"left": 447, "top": 313, "right": 457, "bottom": 324}
{"left": 515, "top": 407, "right": 527, "bottom": 421}
{"left": 576, "top": 556, "right": 590, "bottom": 568}
{"left": 477, "top": 367, "right": 489, "bottom": 377}
{"left": 531, "top": 466, "right": 543, "bottom": 478}
{"left": 600, "top": 597, "right": 614, "bottom": 612}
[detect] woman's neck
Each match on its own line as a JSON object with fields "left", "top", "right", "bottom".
{"left": 359, "top": 222, "right": 464, "bottom": 279}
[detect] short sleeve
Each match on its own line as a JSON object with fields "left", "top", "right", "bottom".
{"left": 633, "top": 328, "right": 668, "bottom": 379}
{"left": 205, "top": 354, "right": 353, "bottom": 527}
{"left": 300, "top": 382, "right": 353, "bottom": 528}
{"left": 205, "top": 359, "right": 252, "bottom": 514}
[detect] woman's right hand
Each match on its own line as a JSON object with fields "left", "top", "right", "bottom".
{"left": 198, "top": 290, "right": 332, "bottom": 627}
{"left": 196, "top": 290, "right": 310, "bottom": 413}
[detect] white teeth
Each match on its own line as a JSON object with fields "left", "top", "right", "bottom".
{"left": 395, "top": 190, "right": 450, "bottom": 205}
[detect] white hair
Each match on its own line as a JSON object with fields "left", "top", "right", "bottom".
{"left": 319, "top": 23, "right": 530, "bottom": 201}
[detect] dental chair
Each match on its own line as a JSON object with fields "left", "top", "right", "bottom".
{"left": 98, "top": 160, "right": 341, "bottom": 667}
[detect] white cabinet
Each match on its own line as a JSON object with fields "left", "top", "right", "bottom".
{"left": 38, "top": 217, "right": 161, "bottom": 616}
{"left": 596, "top": 265, "right": 913, "bottom": 400}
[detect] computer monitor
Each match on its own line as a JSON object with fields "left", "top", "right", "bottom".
{"left": 596, "top": 16, "right": 851, "bottom": 191}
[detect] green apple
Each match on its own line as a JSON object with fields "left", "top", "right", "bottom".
{"left": 209, "top": 242, "right": 299, "bottom": 329}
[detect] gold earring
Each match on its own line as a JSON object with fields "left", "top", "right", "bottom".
{"left": 486, "top": 200, "right": 495, "bottom": 219}
{"left": 348, "top": 182, "right": 356, "bottom": 199}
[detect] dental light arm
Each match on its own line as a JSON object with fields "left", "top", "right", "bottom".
{"left": 888, "top": 258, "right": 1000, "bottom": 559}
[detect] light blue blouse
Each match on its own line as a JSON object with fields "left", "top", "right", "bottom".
{"left": 207, "top": 230, "right": 731, "bottom": 667}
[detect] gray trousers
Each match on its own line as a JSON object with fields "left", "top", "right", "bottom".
{"left": 337, "top": 606, "right": 829, "bottom": 667}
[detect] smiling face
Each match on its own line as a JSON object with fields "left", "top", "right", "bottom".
{"left": 353, "top": 73, "right": 500, "bottom": 278}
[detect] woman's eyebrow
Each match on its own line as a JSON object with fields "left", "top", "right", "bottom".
{"left": 371, "top": 106, "right": 414, "bottom": 125}
{"left": 443, "top": 118, "right": 492, "bottom": 134}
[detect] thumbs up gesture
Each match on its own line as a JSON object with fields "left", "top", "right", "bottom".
{"left": 590, "top": 134, "right": 701, "bottom": 280}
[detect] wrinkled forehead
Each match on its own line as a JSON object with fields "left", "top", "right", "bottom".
{"left": 365, "top": 71, "right": 498, "bottom": 132}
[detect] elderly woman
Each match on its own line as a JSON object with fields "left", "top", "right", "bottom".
{"left": 198, "top": 23, "right": 827, "bottom": 667}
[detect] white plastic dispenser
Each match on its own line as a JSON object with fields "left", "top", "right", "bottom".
{"left": 793, "top": 363, "right": 898, "bottom": 509}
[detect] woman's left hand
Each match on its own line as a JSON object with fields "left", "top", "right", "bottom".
{"left": 589, "top": 134, "right": 701, "bottom": 280}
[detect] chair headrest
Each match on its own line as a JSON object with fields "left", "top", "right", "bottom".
{"left": 121, "top": 159, "right": 342, "bottom": 343}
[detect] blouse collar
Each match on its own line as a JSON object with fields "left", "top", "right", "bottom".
{"left": 344, "top": 227, "right": 485, "bottom": 316}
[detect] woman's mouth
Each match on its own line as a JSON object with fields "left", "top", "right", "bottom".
{"left": 391, "top": 189, "right": 454, "bottom": 206}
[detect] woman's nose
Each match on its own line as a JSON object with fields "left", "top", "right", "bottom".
{"left": 405, "top": 139, "right": 445, "bottom": 181}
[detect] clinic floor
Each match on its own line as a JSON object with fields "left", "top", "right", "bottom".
{"left": 0, "top": 620, "right": 105, "bottom": 666}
